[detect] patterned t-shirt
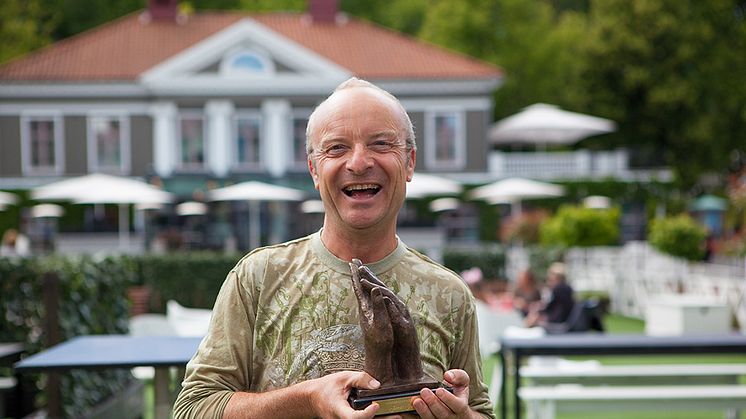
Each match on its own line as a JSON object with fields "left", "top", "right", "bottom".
{"left": 173, "top": 231, "right": 495, "bottom": 418}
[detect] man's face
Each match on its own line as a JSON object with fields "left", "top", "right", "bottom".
{"left": 308, "top": 87, "right": 415, "bottom": 233}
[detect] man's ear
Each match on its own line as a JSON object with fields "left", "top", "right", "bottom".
{"left": 405, "top": 148, "right": 416, "bottom": 182}
{"left": 308, "top": 158, "right": 320, "bottom": 190}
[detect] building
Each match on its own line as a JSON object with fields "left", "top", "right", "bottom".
{"left": 0, "top": 0, "right": 502, "bottom": 251}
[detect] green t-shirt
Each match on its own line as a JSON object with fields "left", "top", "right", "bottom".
{"left": 174, "top": 231, "right": 494, "bottom": 418}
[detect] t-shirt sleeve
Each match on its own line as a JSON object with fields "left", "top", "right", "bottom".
{"left": 454, "top": 294, "right": 496, "bottom": 419}
{"left": 172, "top": 260, "right": 258, "bottom": 419}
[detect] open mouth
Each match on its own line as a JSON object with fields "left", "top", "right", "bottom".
{"left": 343, "top": 183, "right": 381, "bottom": 198}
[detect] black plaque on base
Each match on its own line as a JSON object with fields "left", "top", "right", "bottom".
{"left": 349, "top": 381, "right": 453, "bottom": 416}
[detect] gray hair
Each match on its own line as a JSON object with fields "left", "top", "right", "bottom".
{"left": 305, "top": 77, "right": 416, "bottom": 159}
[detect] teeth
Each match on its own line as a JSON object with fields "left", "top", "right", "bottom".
{"left": 345, "top": 184, "right": 379, "bottom": 191}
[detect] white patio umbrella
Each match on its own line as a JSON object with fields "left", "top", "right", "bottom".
{"left": 0, "top": 191, "right": 18, "bottom": 210}
{"left": 32, "top": 173, "right": 173, "bottom": 250}
{"left": 208, "top": 181, "right": 305, "bottom": 250}
{"left": 490, "top": 103, "right": 616, "bottom": 146}
{"left": 470, "top": 177, "right": 564, "bottom": 216}
{"left": 31, "top": 204, "right": 65, "bottom": 218}
{"left": 176, "top": 201, "right": 208, "bottom": 216}
{"left": 406, "top": 173, "right": 462, "bottom": 199}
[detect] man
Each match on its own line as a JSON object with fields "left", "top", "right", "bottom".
{"left": 173, "top": 78, "right": 494, "bottom": 418}
{"left": 525, "top": 262, "right": 575, "bottom": 328}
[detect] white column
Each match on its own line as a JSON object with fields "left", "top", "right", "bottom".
{"left": 205, "top": 100, "right": 234, "bottom": 178}
{"left": 261, "top": 99, "right": 291, "bottom": 178}
{"left": 149, "top": 102, "right": 177, "bottom": 177}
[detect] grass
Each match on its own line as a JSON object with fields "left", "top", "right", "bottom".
{"left": 483, "top": 313, "right": 746, "bottom": 419}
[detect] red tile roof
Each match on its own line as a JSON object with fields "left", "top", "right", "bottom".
{"left": 0, "top": 11, "right": 501, "bottom": 82}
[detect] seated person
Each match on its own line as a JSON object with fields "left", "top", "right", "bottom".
{"left": 525, "top": 262, "right": 575, "bottom": 328}
{"left": 512, "top": 269, "right": 541, "bottom": 317}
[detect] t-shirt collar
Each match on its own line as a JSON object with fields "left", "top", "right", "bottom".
{"left": 310, "top": 229, "right": 406, "bottom": 275}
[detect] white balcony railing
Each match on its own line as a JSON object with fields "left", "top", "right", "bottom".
{"left": 488, "top": 149, "right": 671, "bottom": 181}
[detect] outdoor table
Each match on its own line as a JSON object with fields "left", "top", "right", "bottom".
{"left": 0, "top": 342, "right": 24, "bottom": 364}
{"left": 498, "top": 333, "right": 746, "bottom": 419}
{"left": 14, "top": 335, "right": 201, "bottom": 419}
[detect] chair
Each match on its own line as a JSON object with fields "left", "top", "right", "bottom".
{"left": 544, "top": 299, "right": 605, "bottom": 334}
{"left": 166, "top": 300, "right": 212, "bottom": 337}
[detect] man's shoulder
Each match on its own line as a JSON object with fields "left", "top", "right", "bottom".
{"left": 233, "top": 235, "right": 314, "bottom": 273}
{"left": 399, "top": 247, "right": 468, "bottom": 290}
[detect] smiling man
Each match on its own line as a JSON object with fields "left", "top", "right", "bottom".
{"left": 173, "top": 78, "right": 495, "bottom": 419}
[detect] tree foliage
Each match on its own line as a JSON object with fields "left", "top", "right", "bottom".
{"left": 648, "top": 214, "right": 707, "bottom": 260}
{"left": 540, "top": 205, "right": 621, "bottom": 247}
{"left": 0, "top": 0, "right": 55, "bottom": 63}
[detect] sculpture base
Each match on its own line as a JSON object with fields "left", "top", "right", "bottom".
{"left": 349, "top": 381, "right": 453, "bottom": 416}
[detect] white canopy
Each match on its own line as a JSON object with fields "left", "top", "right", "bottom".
{"left": 490, "top": 103, "right": 616, "bottom": 146}
{"left": 406, "top": 173, "right": 462, "bottom": 199}
{"left": 471, "top": 177, "right": 564, "bottom": 216}
{"left": 0, "top": 191, "right": 18, "bottom": 207}
{"left": 208, "top": 181, "right": 305, "bottom": 250}
{"left": 32, "top": 173, "right": 173, "bottom": 250}
{"left": 176, "top": 201, "right": 208, "bottom": 216}
{"left": 31, "top": 204, "right": 65, "bottom": 218}
{"left": 208, "top": 181, "right": 305, "bottom": 202}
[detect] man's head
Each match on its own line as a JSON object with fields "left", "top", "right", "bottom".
{"left": 547, "top": 262, "right": 566, "bottom": 288}
{"left": 306, "top": 78, "right": 416, "bottom": 234}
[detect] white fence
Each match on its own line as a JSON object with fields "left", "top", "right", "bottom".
{"left": 510, "top": 242, "right": 746, "bottom": 332}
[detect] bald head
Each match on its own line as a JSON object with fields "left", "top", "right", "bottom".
{"left": 306, "top": 78, "right": 416, "bottom": 162}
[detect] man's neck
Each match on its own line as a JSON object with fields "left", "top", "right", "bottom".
{"left": 320, "top": 224, "right": 398, "bottom": 264}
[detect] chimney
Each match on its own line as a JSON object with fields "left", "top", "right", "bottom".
{"left": 308, "top": 0, "right": 339, "bottom": 23}
{"left": 148, "top": 0, "right": 178, "bottom": 21}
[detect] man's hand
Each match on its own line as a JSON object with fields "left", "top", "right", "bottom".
{"left": 411, "top": 370, "right": 476, "bottom": 419}
{"left": 224, "top": 371, "right": 381, "bottom": 419}
{"left": 307, "top": 371, "right": 381, "bottom": 419}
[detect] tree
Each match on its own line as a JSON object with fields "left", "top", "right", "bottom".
{"left": 578, "top": 0, "right": 746, "bottom": 186}
{"left": 0, "top": 0, "right": 54, "bottom": 63}
{"left": 540, "top": 205, "right": 621, "bottom": 247}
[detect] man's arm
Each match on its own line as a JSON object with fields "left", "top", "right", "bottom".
{"left": 224, "top": 371, "right": 381, "bottom": 419}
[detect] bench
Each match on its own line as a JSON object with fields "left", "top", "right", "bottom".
{"left": 519, "top": 384, "right": 746, "bottom": 419}
{"left": 521, "top": 363, "right": 746, "bottom": 386}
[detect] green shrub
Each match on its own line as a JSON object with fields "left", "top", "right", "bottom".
{"left": 443, "top": 246, "right": 506, "bottom": 280}
{"left": 136, "top": 251, "right": 243, "bottom": 310}
{"left": 0, "top": 255, "right": 134, "bottom": 418}
{"left": 540, "top": 205, "right": 621, "bottom": 248}
{"left": 648, "top": 214, "right": 707, "bottom": 260}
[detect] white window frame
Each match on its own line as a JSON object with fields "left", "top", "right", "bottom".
{"left": 20, "top": 112, "right": 65, "bottom": 176}
{"left": 424, "top": 109, "right": 466, "bottom": 170}
{"left": 87, "top": 113, "right": 130, "bottom": 174}
{"left": 219, "top": 47, "right": 276, "bottom": 77}
{"left": 289, "top": 109, "right": 311, "bottom": 171}
{"left": 176, "top": 111, "right": 207, "bottom": 171}
{"left": 232, "top": 111, "right": 263, "bottom": 171}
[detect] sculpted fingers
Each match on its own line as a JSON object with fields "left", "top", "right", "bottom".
{"left": 359, "top": 264, "right": 387, "bottom": 288}
{"left": 349, "top": 262, "right": 370, "bottom": 314}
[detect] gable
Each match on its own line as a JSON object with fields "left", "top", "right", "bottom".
{"left": 140, "top": 18, "right": 353, "bottom": 96}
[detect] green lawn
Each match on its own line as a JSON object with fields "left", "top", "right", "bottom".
{"left": 483, "top": 313, "right": 746, "bottom": 419}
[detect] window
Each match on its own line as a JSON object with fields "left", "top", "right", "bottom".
{"left": 290, "top": 112, "right": 310, "bottom": 169}
{"left": 21, "top": 115, "right": 63, "bottom": 175}
{"left": 425, "top": 111, "right": 465, "bottom": 170}
{"left": 220, "top": 48, "right": 275, "bottom": 77}
{"left": 88, "top": 115, "right": 129, "bottom": 173}
{"left": 178, "top": 113, "right": 206, "bottom": 169}
{"left": 234, "top": 114, "right": 262, "bottom": 170}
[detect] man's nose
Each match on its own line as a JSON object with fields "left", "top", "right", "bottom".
{"left": 346, "top": 144, "right": 373, "bottom": 173}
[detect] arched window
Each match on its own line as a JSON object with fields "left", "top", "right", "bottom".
{"left": 220, "top": 49, "right": 275, "bottom": 76}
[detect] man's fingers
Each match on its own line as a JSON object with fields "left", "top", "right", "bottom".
{"left": 444, "top": 369, "right": 471, "bottom": 399}
{"left": 416, "top": 388, "right": 451, "bottom": 418}
{"left": 347, "top": 370, "right": 381, "bottom": 390}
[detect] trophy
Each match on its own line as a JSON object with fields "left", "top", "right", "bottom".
{"left": 347, "top": 259, "right": 451, "bottom": 416}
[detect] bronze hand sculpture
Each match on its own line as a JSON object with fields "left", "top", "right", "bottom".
{"left": 348, "top": 259, "right": 441, "bottom": 416}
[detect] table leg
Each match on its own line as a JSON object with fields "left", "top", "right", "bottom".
{"left": 499, "top": 350, "right": 507, "bottom": 419}
{"left": 514, "top": 351, "right": 521, "bottom": 419}
{"left": 154, "top": 367, "right": 171, "bottom": 419}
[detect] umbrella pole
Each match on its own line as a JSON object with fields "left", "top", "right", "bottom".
{"left": 118, "top": 204, "right": 130, "bottom": 251}
{"left": 249, "top": 200, "right": 260, "bottom": 250}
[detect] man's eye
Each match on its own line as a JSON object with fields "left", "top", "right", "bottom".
{"left": 370, "top": 141, "right": 396, "bottom": 151}
{"left": 325, "top": 144, "right": 348, "bottom": 155}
